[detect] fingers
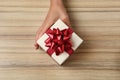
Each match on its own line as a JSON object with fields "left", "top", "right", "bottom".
{"left": 34, "top": 19, "right": 55, "bottom": 50}
{"left": 34, "top": 43, "right": 39, "bottom": 50}
{"left": 61, "top": 16, "right": 72, "bottom": 28}
{"left": 34, "top": 27, "right": 42, "bottom": 50}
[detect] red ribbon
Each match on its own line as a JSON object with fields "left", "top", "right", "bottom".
{"left": 45, "top": 28, "right": 74, "bottom": 56}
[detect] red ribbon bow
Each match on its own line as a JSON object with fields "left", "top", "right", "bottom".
{"left": 45, "top": 28, "right": 74, "bottom": 56}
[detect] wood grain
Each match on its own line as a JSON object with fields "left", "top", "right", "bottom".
{"left": 0, "top": 0, "right": 120, "bottom": 80}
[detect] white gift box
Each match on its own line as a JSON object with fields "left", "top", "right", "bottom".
{"left": 37, "top": 19, "right": 83, "bottom": 65}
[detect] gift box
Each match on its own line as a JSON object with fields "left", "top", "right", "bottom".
{"left": 37, "top": 19, "right": 83, "bottom": 65}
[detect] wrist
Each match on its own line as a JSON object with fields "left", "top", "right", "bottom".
{"left": 50, "top": 0, "right": 63, "bottom": 7}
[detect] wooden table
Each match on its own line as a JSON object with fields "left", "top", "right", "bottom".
{"left": 0, "top": 0, "right": 120, "bottom": 80}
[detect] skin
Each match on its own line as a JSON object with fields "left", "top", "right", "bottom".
{"left": 34, "top": 0, "right": 71, "bottom": 49}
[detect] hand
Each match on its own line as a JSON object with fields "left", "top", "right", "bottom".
{"left": 34, "top": 0, "right": 71, "bottom": 49}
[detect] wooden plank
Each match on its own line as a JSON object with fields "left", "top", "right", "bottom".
{"left": 0, "top": 53, "right": 119, "bottom": 70}
{"left": 0, "top": 19, "right": 120, "bottom": 27}
{"left": 0, "top": 12, "right": 120, "bottom": 21}
{"left": 0, "top": 68, "right": 119, "bottom": 80}
{"left": 1, "top": 7, "right": 120, "bottom": 12}
{"left": 0, "top": 0, "right": 120, "bottom": 8}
